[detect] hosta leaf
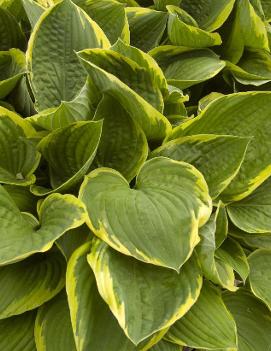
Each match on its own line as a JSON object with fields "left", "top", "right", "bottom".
{"left": 22, "top": 0, "right": 45, "bottom": 28}
{"left": 0, "top": 186, "right": 86, "bottom": 265}
{"left": 197, "top": 211, "right": 237, "bottom": 291}
{"left": 225, "top": 49, "right": 271, "bottom": 86}
{"left": 87, "top": 238, "right": 202, "bottom": 345}
{"left": 227, "top": 175, "right": 271, "bottom": 233}
{"left": 180, "top": 0, "right": 235, "bottom": 32}
{"left": 0, "top": 311, "right": 36, "bottom": 351}
{"left": 80, "top": 157, "right": 212, "bottom": 271}
{"left": 35, "top": 291, "right": 77, "bottom": 351}
{"left": 166, "top": 281, "right": 237, "bottom": 350}
{"left": 152, "top": 47, "right": 225, "bottom": 90}
{"left": 126, "top": 7, "right": 168, "bottom": 52}
{"left": 198, "top": 92, "right": 225, "bottom": 113}
{"left": 223, "top": 289, "right": 271, "bottom": 351}
{"left": 0, "top": 249, "right": 65, "bottom": 319}
{"left": 0, "top": 0, "right": 25, "bottom": 20}
{"left": 67, "top": 241, "right": 151, "bottom": 351}
{"left": 168, "top": 92, "right": 271, "bottom": 202}
{"left": 56, "top": 225, "right": 91, "bottom": 261}
{"left": 0, "top": 7, "right": 26, "bottom": 51}
{"left": 215, "top": 205, "right": 228, "bottom": 248}
{"left": 31, "top": 121, "right": 102, "bottom": 196}
{"left": 75, "top": 0, "right": 129, "bottom": 44}
{"left": 3, "top": 185, "right": 37, "bottom": 213}
{"left": 28, "top": 79, "right": 97, "bottom": 131}
{"left": 78, "top": 48, "right": 164, "bottom": 112}
{"left": 154, "top": 0, "right": 181, "bottom": 11}
{"left": 151, "top": 340, "right": 182, "bottom": 351}
{"left": 0, "top": 107, "right": 40, "bottom": 186}
{"left": 27, "top": 0, "right": 110, "bottom": 111}
{"left": 215, "top": 237, "right": 249, "bottom": 282}
{"left": 248, "top": 249, "right": 271, "bottom": 310}
{"left": 167, "top": 10, "right": 222, "bottom": 48}
{"left": 262, "top": 0, "right": 271, "bottom": 20}
{"left": 111, "top": 39, "right": 167, "bottom": 96}
{"left": 94, "top": 95, "right": 148, "bottom": 182}
{"left": 152, "top": 134, "right": 249, "bottom": 199}
{"left": 222, "top": 0, "right": 269, "bottom": 63}
{"left": 77, "top": 50, "right": 171, "bottom": 142}
{"left": 0, "top": 49, "right": 26, "bottom": 99}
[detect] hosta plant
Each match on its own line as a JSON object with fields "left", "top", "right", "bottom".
{"left": 1, "top": 0, "right": 271, "bottom": 350}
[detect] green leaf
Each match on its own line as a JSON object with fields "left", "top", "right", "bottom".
{"left": 27, "top": 0, "right": 110, "bottom": 111}
{"left": 197, "top": 211, "right": 237, "bottom": 291}
{"left": 152, "top": 134, "right": 249, "bottom": 199}
{"left": 3, "top": 185, "right": 37, "bottom": 213}
{"left": 215, "top": 237, "right": 249, "bottom": 282}
{"left": 0, "top": 186, "right": 86, "bottom": 265}
{"left": 67, "top": 241, "right": 141, "bottom": 351}
{"left": 75, "top": 0, "right": 129, "bottom": 44}
{"left": 248, "top": 249, "right": 271, "bottom": 310}
{"left": 56, "top": 225, "right": 91, "bottom": 261}
{"left": 152, "top": 47, "right": 225, "bottom": 90}
{"left": 180, "top": 0, "right": 235, "bottom": 32}
{"left": 227, "top": 176, "right": 271, "bottom": 233}
{"left": 166, "top": 281, "right": 237, "bottom": 350}
{"left": 262, "top": 0, "right": 271, "bottom": 20}
{"left": 0, "top": 107, "right": 40, "bottom": 186}
{"left": 79, "top": 157, "right": 212, "bottom": 271}
{"left": 22, "top": 0, "right": 45, "bottom": 28}
{"left": 223, "top": 289, "right": 271, "bottom": 351}
{"left": 94, "top": 95, "right": 148, "bottom": 182}
{"left": 150, "top": 340, "right": 182, "bottom": 351}
{"left": 35, "top": 291, "right": 77, "bottom": 351}
{"left": 167, "top": 10, "right": 222, "bottom": 48}
{"left": 0, "top": 49, "right": 26, "bottom": 99}
{"left": 229, "top": 225, "right": 271, "bottom": 249}
{"left": 0, "top": 7, "right": 26, "bottom": 51}
{"left": 126, "top": 7, "right": 168, "bottom": 52}
{"left": 77, "top": 49, "right": 171, "bottom": 142}
{"left": 154, "top": 0, "right": 181, "bottom": 11}
{"left": 0, "top": 311, "right": 36, "bottom": 351}
{"left": 28, "top": 78, "right": 97, "bottom": 130}
{"left": 225, "top": 49, "right": 271, "bottom": 86}
{"left": 87, "top": 238, "right": 202, "bottom": 345}
{"left": 31, "top": 121, "right": 102, "bottom": 196}
{"left": 215, "top": 204, "right": 228, "bottom": 247}
{"left": 168, "top": 92, "right": 271, "bottom": 202}
{"left": 0, "top": 249, "right": 65, "bottom": 319}
{"left": 222, "top": 0, "right": 269, "bottom": 63}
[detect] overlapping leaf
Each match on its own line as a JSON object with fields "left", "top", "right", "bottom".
{"left": 79, "top": 157, "right": 212, "bottom": 270}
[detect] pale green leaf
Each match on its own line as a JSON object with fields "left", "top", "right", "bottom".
{"left": 22, "top": 0, "right": 45, "bottom": 28}
{"left": 79, "top": 157, "right": 212, "bottom": 271}
{"left": 3, "top": 185, "right": 37, "bottom": 213}
{"left": 87, "top": 238, "right": 202, "bottom": 345}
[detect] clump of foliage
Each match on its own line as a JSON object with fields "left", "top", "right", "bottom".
{"left": 1, "top": 0, "right": 271, "bottom": 350}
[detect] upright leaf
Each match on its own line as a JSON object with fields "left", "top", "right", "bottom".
{"left": 27, "top": 0, "right": 110, "bottom": 111}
